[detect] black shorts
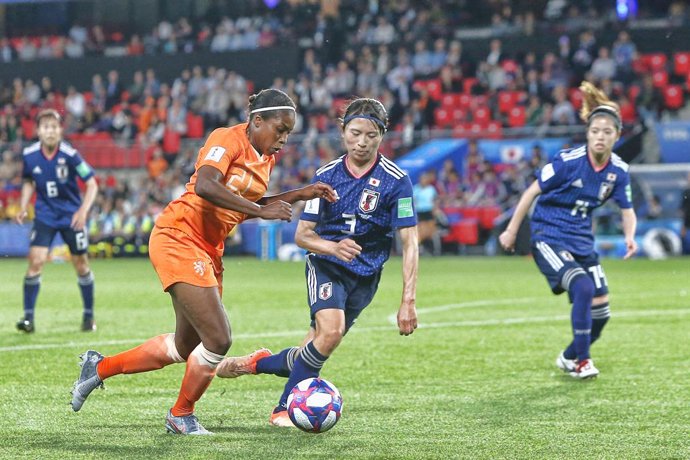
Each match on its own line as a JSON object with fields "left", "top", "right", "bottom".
{"left": 417, "top": 211, "right": 434, "bottom": 222}
{"left": 305, "top": 254, "right": 382, "bottom": 333}
{"left": 30, "top": 220, "right": 89, "bottom": 255}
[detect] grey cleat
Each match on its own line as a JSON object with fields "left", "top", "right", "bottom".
{"left": 71, "top": 350, "right": 104, "bottom": 412}
{"left": 165, "top": 410, "right": 213, "bottom": 435}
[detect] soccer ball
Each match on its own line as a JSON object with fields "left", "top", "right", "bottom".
{"left": 287, "top": 377, "right": 343, "bottom": 433}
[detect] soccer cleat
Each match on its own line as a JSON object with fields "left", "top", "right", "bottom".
{"left": 165, "top": 410, "right": 213, "bottom": 435}
{"left": 215, "top": 348, "right": 272, "bottom": 378}
{"left": 569, "top": 358, "right": 599, "bottom": 379}
{"left": 16, "top": 318, "right": 35, "bottom": 333}
{"left": 71, "top": 350, "right": 105, "bottom": 411}
{"left": 81, "top": 318, "right": 97, "bottom": 332}
{"left": 269, "top": 406, "right": 294, "bottom": 428}
{"left": 555, "top": 351, "right": 577, "bottom": 373}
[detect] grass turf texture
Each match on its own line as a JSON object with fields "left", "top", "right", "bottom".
{"left": 1, "top": 256, "right": 688, "bottom": 459}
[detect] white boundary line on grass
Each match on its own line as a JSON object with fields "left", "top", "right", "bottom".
{"left": 2, "top": 305, "right": 689, "bottom": 354}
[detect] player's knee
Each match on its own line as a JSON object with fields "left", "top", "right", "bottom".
{"left": 569, "top": 273, "right": 595, "bottom": 301}
{"left": 318, "top": 327, "right": 344, "bottom": 352}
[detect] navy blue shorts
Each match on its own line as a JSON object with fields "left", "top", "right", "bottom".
{"left": 305, "top": 254, "right": 382, "bottom": 333}
{"left": 532, "top": 240, "right": 609, "bottom": 299}
{"left": 30, "top": 220, "right": 89, "bottom": 255}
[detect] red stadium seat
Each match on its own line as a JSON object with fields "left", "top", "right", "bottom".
{"left": 186, "top": 114, "right": 204, "bottom": 138}
{"left": 162, "top": 129, "right": 181, "bottom": 154}
{"left": 459, "top": 207, "right": 480, "bottom": 220}
{"left": 462, "top": 77, "right": 477, "bottom": 95}
{"left": 498, "top": 91, "right": 524, "bottom": 114}
{"left": 673, "top": 51, "right": 690, "bottom": 76}
{"left": 472, "top": 106, "right": 491, "bottom": 125}
{"left": 627, "top": 85, "right": 641, "bottom": 102}
{"left": 485, "top": 121, "right": 503, "bottom": 139}
{"left": 507, "top": 106, "right": 526, "bottom": 127}
{"left": 449, "top": 219, "right": 479, "bottom": 245}
{"left": 569, "top": 87, "right": 583, "bottom": 110}
{"left": 619, "top": 100, "right": 636, "bottom": 123}
{"left": 434, "top": 108, "right": 454, "bottom": 128}
{"left": 479, "top": 206, "right": 502, "bottom": 230}
{"left": 641, "top": 53, "right": 668, "bottom": 72}
{"left": 21, "top": 118, "right": 35, "bottom": 140}
{"left": 662, "top": 85, "right": 684, "bottom": 110}
{"left": 440, "top": 93, "right": 462, "bottom": 109}
{"left": 652, "top": 71, "right": 668, "bottom": 88}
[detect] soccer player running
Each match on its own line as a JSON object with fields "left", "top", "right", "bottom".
{"left": 71, "top": 89, "right": 338, "bottom": 435}
{"left": 15, "top": 109, "right": 99, "bottom": 333}
{"left": 499, "top": 82, "right": 638, "bottom": 379}
{"left": 216, "top": 97, "right": 420, "bottom": 427}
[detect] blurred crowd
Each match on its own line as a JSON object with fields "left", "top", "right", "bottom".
{"left": 1, "top": 0, "right": 689, "bottom": 255}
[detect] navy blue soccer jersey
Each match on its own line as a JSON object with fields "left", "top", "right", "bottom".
{"left": 22, "top": 141, "right": 95, "bottom": 228}
{"left": 300, "top": 154, "right": 417, "bottom": 276}
{"left": 531, "top": 145, "right": 633, "bottom": 256}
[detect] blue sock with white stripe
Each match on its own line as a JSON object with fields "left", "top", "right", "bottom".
{"left": 78, "top": 271, "right": 95, "bottom": 321}
{"left": 256, "top": 347, "right": 299, "bottom": 377}
{"left": 564, "top": 302, "right": 610, "bottom": 359}
{"left": 277, "top": 341, "right": 328, "bottom": 409}
{"left": 23, "top": 274, "right": 41, "bottom": 321}
{"left": 568, "top": 274, "right": 594, "bottom": 362}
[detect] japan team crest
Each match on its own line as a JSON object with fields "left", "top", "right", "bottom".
{"left": 56, "top": 164, "right": 69, "bottom": 182}
{"left": 359, "top": 189, "right": 380, "bottom": 213}
{"left": 598, "top": 182, "right": 613, "bottom": 201}
{"left": 318, "top": 282, "right": 332, "bottom": 300}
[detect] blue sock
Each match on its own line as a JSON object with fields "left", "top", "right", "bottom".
{"left": 78, "top": 271, "right": 95, "bottom": 320}
{"left": 23, "top": 275, "right": 41, "bottom": 321}
{"left": 569, "top": 275, "right": 594, "bottom": 361}
{"left": 277, "top": 341, "right": 328, "bottom": 409}
{"left": 256, "top": 347, "right": 299, "bottom": 377}
{"left": 563, "top": 302, "right": 610, "bottom": 360}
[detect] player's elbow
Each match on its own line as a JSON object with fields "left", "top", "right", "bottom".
{"left": 194, "top": 178, "right": 213, "bottom": 201}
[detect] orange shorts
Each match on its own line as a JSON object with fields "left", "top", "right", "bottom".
{"left": 149, "top": 226, "right": 223, "bottom": 295}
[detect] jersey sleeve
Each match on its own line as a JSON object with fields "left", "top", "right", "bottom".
{"left": 70, "top": 151, "right": 95, "bottom": 181}
{"left": 391, "top": 175, "right": 417, "bottom": 228}
{"left": 612, "top": 171, "right": 633, "bottom": 209}
{"left": 300, "top": 175, "right": 323, "bottom": 222}
{"left": 537, "top": 154, "right": 567, "bottom": 193}
{"left": 22, "top": 156, "right": 32, "bottom": 179}
{"left": 196, "top": 128, "right": 239, "bottom": 175}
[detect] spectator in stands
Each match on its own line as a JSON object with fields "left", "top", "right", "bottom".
{"left": 635, "top": 73, "right": 663, "bottom": 124}
{"left": 551, "top": 85, "right": 576, "bottom": 125}
{"left": 0, "top": 38, "right": 15, "bottom": 63}
{"left": 611, "top": 30, "right": 637, "bottom": 83}
{"left": 65, "top": 86, "right": 86, "bottom": 120}
{"left": 590, "top": 47, "right": 616, "bottom": 82}
{"left": 147, "top": 145, "right": 168, "bottom": 179}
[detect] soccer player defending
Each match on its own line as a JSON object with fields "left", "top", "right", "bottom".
{"left": 15, "top": 109, "right": 98, "bottom": 333}
{"left": 71, "top": 89, "right": 338, "bottom": 434}
{"left": 216, "top": 97, "right": 420, "bottom": 427}
{"left": 499, "top": 82, "right": 638, "bottom": 379}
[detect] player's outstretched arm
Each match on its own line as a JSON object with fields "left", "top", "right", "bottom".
{"left": 621, "top": 207, "right": 638, "bottom": 259}
{"left": 258, "top": 181, "right": 338, "bottom": 206}
{"left": 194, "top": 165, "right": 292, "bottom": 221}
{"left": 294, "top": 219, "right": 361, "bottom": 262}
{"left": 397, "top": 226, "right": 419, "bottom": 336}
{"left": 499, "top": 180, "right": 542, "bottom": 252}
{"left": 71, "top": 176, "right": 98, "bottom": 230}
{"left": 15, "top": 179, "right": 36, "bottom": 225}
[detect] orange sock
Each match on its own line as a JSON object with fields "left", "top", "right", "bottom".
{"left": 170, "top": 344, "right": 224, "bottom": 417}
{"left": 97, "top": 333, "right": 185, "bottom": 380}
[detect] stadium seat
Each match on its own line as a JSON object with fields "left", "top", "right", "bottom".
{"left": 652, "top": 70, "right": 668, "bottom": 88}
{"left": 673, "top": 51, "right": 690, "bottom": 76}
{"left": 434, "top": 108, "right": 454, "bottom": 128}
{"left": 452, "top": 108, "right": 467, "bottom": 123}
{"left": 462, "top": 77, "right": 477, "bottom": 94}
{"left": 497, "top": 91, "right": 524, "bottom": 114}
{"left": 440, "top": 93, "right": 463, "bottom": 109}
{"left": 569, "top": 87, "right": 583, "bottom": 110}
{"left": 162, "top": 129, "right": 181, "bottom": 154}
{"left": 627, "top": 84, "right": 641, "bottom": 102}
{"left": 21, "top": 118, "right": 35, "bottom": 140}
{"left": 507, "top": 106, "right": 526, "bottom": 127}
{"left": 449, "top": 219, "right": 479, "bottom": 245}
{"left": 619, "top": 100, "right": 636, "bottom": 123}
{"left": 459, "top": 206, "right": 481, "bottom": 220}
{"left": 485, "top": 121, "right": 503, "bottom": 139}
{"left": 472, "top": 106, "right": 491, "bottom": 125}
{"left": 479, "top": 206, "right": 502, "bottom": 230}
{"left": 641, "top": 52, "right": 668, "bottom": 72}
{"left": 662, "top": 85, "right": 684, "bottom": 110}
{"left": 186, "top": 113, "right": 204, "bottom": 138}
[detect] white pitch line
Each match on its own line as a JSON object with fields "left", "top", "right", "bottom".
{"left": 1, "top": 307, "right": 688, "bottom": 354}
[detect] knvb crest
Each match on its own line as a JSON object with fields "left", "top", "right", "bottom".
{"left": 193, "top": 260, "right": 206, "bottom": 276}
{"left": 359, "top": 189, "right": 380, "bottom": 213}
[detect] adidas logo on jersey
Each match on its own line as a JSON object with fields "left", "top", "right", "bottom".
{"left": 571, "top": 178, "right": 583, "bottom": 188}
{"left": 32, "top": 166, "right": 42, "bottom": 174}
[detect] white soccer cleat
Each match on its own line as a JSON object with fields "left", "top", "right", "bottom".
{"left": 569, "top": 358, "right": 599, "bottom": 379}
{"left": 555, "top": 351, "right": 577, "bottom": 373}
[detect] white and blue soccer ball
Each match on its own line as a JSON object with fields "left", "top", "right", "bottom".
{"left": 287, "top": 377, "right": 343, "bottom": 433}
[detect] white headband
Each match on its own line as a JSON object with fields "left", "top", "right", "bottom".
{"left": 250, "top": 105, "right": 296, "bottom": 114}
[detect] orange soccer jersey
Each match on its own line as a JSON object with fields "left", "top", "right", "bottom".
{"left": 151, "top": 123, "right": 275, "bottom": 292}
{"left": 156, "top": 123, "right": 275, "bottom": 254}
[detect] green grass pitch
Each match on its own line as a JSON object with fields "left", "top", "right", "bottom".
{"left": 1, "top": 256, "right": 688, "bottom": 459}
